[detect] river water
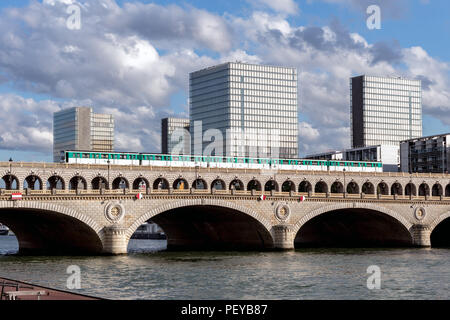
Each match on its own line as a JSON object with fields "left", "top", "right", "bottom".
{"left": 0, "top": 235, "right": 449, "bottom": 300}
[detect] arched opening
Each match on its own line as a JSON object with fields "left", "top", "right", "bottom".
{"left": 247, "top": 179, "right": 262, "bottom": 191}
{"left": 432, "top": 184, "right": 443, "bottom": 197}
{"left": 446, "top": 184, "right": 450, "bottom": 197}
{"left": 229, "top": 179, "right": 244, "bottom": 191}
{"left": 152, "top": 178, "right": 169, "bottom": 190}
{"left": 141, "top": 205, "right": 273, "bottom": 251}
{"left": 0, "top": 208, "right": 103, "bottom": 255}
{"left": 23, "top": 175, "right": 43, "bottom": 190}
{"left": 133, "top": 177, "right": 150, "bottom": 190}
{"left": 431, "top": 217, "right": 450, "bottom": 247}
{"left": 330, "top": 181, "right": 344, "bottom": 193}
{"left": 295, "top": 208, "right": 412, "bottom": 248}
{"left": 112, "top": 177, "right": 129, "bottom": 190}
{"left": 1, "top": 175, "right": 19, "bottom": 190}
{"left": 69, "top": 176, "right": 87, "bottom": 190}
{"left": 0, "top": 222, "right": 18, "bottom": 255}
{"left": 298, "top": 181, "right": 312, "bottom": 193}
{"left": 346, "top": 181, "right": 359, "bottom": 194}
{"left": 281, "top": 180, "right": 295, "bottom": 192}
{"left": 418, "top": 183, "right": 430, "bottom": 196}
{"left": 264, "top": 180, "right": 279, "bottom": 192}
{"left": 47, "top": 176, "right": 65, "bottom": 190}
{"left": 377, "top": 182, "right": 388, "bottom": 195}
{"left": 192, "top": 179, "right": 208, "bottom": 190}
{"left": 128, "top": 221, "right": 167, "bottom": 253}
{"left": 391, "top": 182, "right": 403, "bottom": 196}
{"left": 362, "top": 182, "right": 375, "bottom": 194}
{"left": 315, "top": 181, "right": 328, "bottom": 194}
{"left": 211, "top": 179, "right": 226, "bottom": 190}
{"left": 173, "top": 178, "right": 189, "bottom": 190}
{"left": 405, "top": 183, "right": 416, "bottom": 196}
{"left": 92, "top": 176, "right": 109, "bottom": 190}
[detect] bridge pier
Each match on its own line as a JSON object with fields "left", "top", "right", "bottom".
{"left": 272, "top": 225, "right": 295, "bottom": 250}
{"left": 101, "top": 225, "right": 128, "bottom": 255}
{"left": 410, "top": 225, "right": 431, "bottom": 247}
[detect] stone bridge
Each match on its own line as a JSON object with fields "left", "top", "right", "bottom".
{"left": 0, "top": 161, "right": 449, "bottom": 255}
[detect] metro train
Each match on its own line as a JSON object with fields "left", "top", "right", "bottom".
{"left": 61, "top": 150, "right": 383, "bottom": 172}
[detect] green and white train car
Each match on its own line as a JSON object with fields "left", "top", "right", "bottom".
{"left": 62, "top": 151, "right": 383, "bottom": 172}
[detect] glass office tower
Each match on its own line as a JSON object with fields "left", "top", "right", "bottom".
{"left": 53, "top": 107, "right": 114, "bottom": 162}
{"left": 189, "top": 62, "right": 298, "bottom": 159}
{"left": 351, "top": 75, "right": 422, "bottom": 148}
{"left": 161, "top": 117, "right": 190, "bottom": 154}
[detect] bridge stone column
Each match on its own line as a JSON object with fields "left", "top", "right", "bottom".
{"left": 101, "top": 225, "right": 128, "bottom": 255}
{"left": 411, "top": 225, "right": 431, "bottom": 247}
{"left": 272, "top": 225, "right": 295, "bottom": 250}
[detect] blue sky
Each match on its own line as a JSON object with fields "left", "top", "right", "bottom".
{"left": 0, "top": 0, "right": 448, "bottom": 162}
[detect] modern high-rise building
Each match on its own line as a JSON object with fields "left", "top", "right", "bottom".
{"left": 161, "top": 117, "right": 190, "bottom": 154}
{"left": 350, "top": 75, "right": 422, "bottom": 148}
{"left": 400, "top": 133, "right": 450, "bottom": 173}
{"left": 189, "top": 62, "right": 298, "bottom": 159}
{"left": 53, "top": 107, "right": 114, "bottom": 162}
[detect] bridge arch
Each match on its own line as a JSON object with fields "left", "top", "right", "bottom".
{"left": 132, "top": 177, "right": 150, "bottom": 190}
{"left": 92, "top": 176, "right": 109, "bottom": 190}
{"left": 152, "top": 178, "right": 168, "bottom": 190}
{"left": 247, "top": 179, "right": 262, "bottom": 191}
{"left": 405, "top": 183, "right": 417, "bottom": 196}
{"left": 69, "top": 176, "right": 87, "bottom": 190}
{"left": 192, "top": 178, "right": 208, "bottom": 190}
{"left": 112, "top": 177, "right": 129, "bottom": 190}
{"left": 314, "top": 181, "right": 328, "bottom": 194}
{"left": 173, "top": 178, "right": 189, "bottom": 190}
{"left": 0, "top": 201, "right": 103, "bottom": 255}
{"left": 298, "top": 180, "right": 312, "bottom": 193}
{"left": 429, "top": 211, "right": 450, "bottom": 247}
{"left": 377, "top": 182, "right": 389, "bottom": 195}
{"left": 292, "top": 203, "right": 413, "bottom": 247}
{"left": 264, "top": 180, "right": 279, "bottom": 192}
{"left": 432, "top": 183, "right": 443, "bottom": 197}
{"left": 47, "top": 175, "right": 65, "bottom": 190}
{"left": 229, "top": 179, "right": 244, "bottom": 191}
{"left": 362, "top": 182, "right": 375, "bottom": 194}
{"left": 446, "top": 184, "right": 450, "bottom": 197}
{"left": 24, "top": 175, "right": 43, "bottom": 190}
{"left": 211, "top": 179, "right": 226, "bottom": 190}
{"left": 346, "top": 181, "right": 359, "bottom": 194}
{"left": 281, "top": 180, "right": 295, "bottom": 192}
{"left": 419, "top": 183, "right": 430, "bottom": 196}
{"left": 391, "top": 182, "right": 403, "bottom": 196}
{"left": 331, "top": 181, "right": 344, "bottom": 193}
{"left": 1, "top": 174, "right": 20, "bottom": 190}
{"left": 126, "top": 199, "right": 274, "bottom": 251}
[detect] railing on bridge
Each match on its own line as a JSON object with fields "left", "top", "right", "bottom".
{"left": 0, "top": 188, "right": 448, "bottom": 202}
{"left": 1, "top": 161, "right": 449, "bottom": 179}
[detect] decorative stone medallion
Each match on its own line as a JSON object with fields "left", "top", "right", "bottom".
{"left": 414, "top": 207, "right": 426, "bottom": 221}
{"left": 275, "top": 202, "right": 291, "bottom": 222}
{"left": 105, "top": 202, "right": 125, "bottom": 224}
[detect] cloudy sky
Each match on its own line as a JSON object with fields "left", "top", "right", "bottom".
{"left": 0, "top": 0, "right": 449, "bottom": 161}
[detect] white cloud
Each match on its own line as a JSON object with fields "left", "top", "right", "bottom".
{"left": 253, "top": 0, "right": 299, "bottom": 15}
{"left": 0, "top": 0, "right": 448, "bottom": 158}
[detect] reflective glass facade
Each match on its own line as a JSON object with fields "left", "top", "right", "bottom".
{"left": 190, "top": 62, "right": 298, "bottom": 159}
{"left": 351, "top": 75, "right": 422, "bottom": 148}
{"left": 53, "top": 107, "right": 114, "bottom": 162}
{"left": 161, "top": 117, "right": 190, "bottom": 154}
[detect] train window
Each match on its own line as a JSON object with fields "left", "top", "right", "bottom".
{"left": 101, "top": 154, "right": 108, "bottom": 159}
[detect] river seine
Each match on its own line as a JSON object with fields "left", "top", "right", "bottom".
{"left": 1, "top": 236, "right": 449, "bottom": 300}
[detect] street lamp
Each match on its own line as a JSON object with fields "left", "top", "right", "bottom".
{"left": 343, "top": 168, "right": 346, "bottom": 197}
{"left": 107, "top": 160, "right": 111, "bottom": 190}
{"left": 8, "top": 158, "right": 13, "bottom": 190}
